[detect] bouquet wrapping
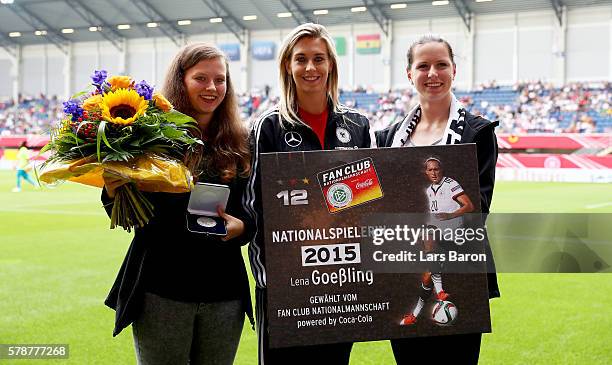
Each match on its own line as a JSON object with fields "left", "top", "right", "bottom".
{"left": 39, "top": 70, "right": 202, "bottom": 231}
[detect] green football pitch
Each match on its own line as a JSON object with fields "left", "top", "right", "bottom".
{"left": 1, "top": 170, "right": 611, "bottom": 364}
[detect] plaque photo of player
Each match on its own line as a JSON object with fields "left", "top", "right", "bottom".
{"left": 399, "top": 156, "right": 475, "bottom": 327}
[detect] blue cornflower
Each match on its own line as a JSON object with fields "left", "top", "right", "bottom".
{"left": 135, "top": 80, "right": 154, "bottom": 100}
{"left": 63, "top": 100, "right": 84, "bottom": 121}
{"left": 91, "top": 70, "right": 108, "bottom": 85}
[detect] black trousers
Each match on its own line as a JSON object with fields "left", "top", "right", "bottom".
{"left": 256, "top": 288, "right": 353, "bottom": 365}
{"left": 390, "top": 333, "right": 482, "bottom": 364}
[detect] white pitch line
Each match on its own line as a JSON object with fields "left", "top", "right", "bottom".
{"left": 0, "top": 208, "right": 105, "bottom": 216}
{"left": 11, "top": 200, "right": 97, "bottom": 208}
{"left": 585, "top": 202, "right": 612, "bottom": 209}
{"left": 488, "top": 233, "right": 610, "bottom": 246}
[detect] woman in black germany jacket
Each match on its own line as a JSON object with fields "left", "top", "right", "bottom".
{"left": 243, "top": 23, "right": 371, "bottom": 365}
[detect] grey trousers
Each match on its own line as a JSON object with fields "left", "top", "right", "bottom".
{"left": 132, "top": 292, "right": 244, "bottom": 365}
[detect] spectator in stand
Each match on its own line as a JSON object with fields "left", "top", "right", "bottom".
{"left": 337, "top": 80, "right": 610, "bottom": 134}
{"left": 0, "top": 94, "right": 63, "bottom": 135}
{"left": 264, "top": 84, "right": 271, "bottom": 99}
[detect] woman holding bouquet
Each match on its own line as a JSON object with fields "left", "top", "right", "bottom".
{"left": 102, "top": 44, "right": 253, "bottom": 365}
{"left": 244, "top": 23, "right": 371, "bottom": 365}
{"left": 374, "top": 35, "right": 500, "bottom": 364}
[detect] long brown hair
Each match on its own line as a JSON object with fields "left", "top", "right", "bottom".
{"left": 162, "top": 43, "right": 250, "bottom": 181}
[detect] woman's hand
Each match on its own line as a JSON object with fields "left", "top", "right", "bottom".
{"left": 434, "top": 212, "right": 453, "bottom": 221}
{"left": 217, "top": 206, "right": 244, "bottom": 242}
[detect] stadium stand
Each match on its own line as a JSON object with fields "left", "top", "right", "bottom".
{"left": 0, "top": 95, "right": 63, "bottom": 136}
{"left": 1, "top": 81, "right": 609, "bottom": 182}
{"left": 0, "top": 92, "right": 270, "bottom": 135}
{"left": 339, "top": 81, "right": 611, "bottom": 134}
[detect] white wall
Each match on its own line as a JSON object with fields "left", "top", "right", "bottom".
{"left": 153, "top": 39, "right": 181, "bottom": 89}
{"left": 474, "top": 14, "right": 516, "bottom": 85}
{"left": 47, "top": 53, "right": 64, "bottom": 97}
{"left": 0, "top": 4, "right": 610, "bottom": 99}
{"left": 517, "top": 11, "right": 555, "bottom": 82}
{"left": 566, "top": 6, "right": 611, "bottom": 82}
{"left": 249, "top": 29, "right": 285, "bottom": 95}
{"left": 0, "top": 58, "right": 12, "bottom": 97}
{"left": 72, "top": 42, "right": 99, "bottom": 93}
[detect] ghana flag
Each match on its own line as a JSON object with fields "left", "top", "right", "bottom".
{"left": 356, "top": 34, "right": 381, "bottom": 55}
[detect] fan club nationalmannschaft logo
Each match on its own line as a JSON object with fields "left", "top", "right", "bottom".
{"left": 317, "top": 157, "right": 384, "bottom": 213}
{"left": 326, "top": 183, "right": 353, "bottom": 209}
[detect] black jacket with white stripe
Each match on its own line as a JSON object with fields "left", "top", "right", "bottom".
{"left": 243, "top": 104, "right": 372, "bottom": 289}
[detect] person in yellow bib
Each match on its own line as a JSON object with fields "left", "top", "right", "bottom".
{"left": 13, "top": 141, "right": 37, "bottom": 192}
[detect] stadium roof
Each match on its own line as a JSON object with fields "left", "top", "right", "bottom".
{"left": 0, "top": 0, "right": 609, "bottom": 52}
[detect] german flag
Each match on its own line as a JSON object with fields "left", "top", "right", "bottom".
{"left": 356, "top": 34, "right": 381, "bottom": 55}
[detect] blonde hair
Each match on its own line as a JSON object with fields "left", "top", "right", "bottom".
{"left": 162, "top": 43, "right": 250, "bottom": 181}
{"left": 277, "top": 23, "right": 340, "bottom": 128}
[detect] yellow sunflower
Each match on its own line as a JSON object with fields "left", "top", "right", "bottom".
{"left": 107, "top": 75, "right": 133, "bottom": 90}
{"left": 100, "top": 89, "right": 148, "bottom": 125}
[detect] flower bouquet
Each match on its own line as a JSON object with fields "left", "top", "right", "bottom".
{"left": 39, "top": 70, "right": 202, "bottom": 231}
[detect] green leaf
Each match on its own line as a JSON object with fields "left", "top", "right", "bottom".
{"left": 69, "top": 88, "right": 92, "bottom": 100}
{"left": 100, "top": 123, "right": 120, "bottom": 153}
{"left": 163, "top": 110, "right": 196, "bottom": 126}
{"left": 96, "top": 120, "right": 106, "bottom": 162}
{"left": 161, "top": 126, "right": 186, "bottom": 139}
{"left": 103, "top": 150, "right": 133, "bottom": 162}
{"left": 140, "top": 134, "right": 159, "bottom": 144}
{"left": 40, "top": 143, "right": 53, "bottom": 154}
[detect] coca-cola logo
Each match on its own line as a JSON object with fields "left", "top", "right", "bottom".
{"left": 356, "top": 179, "right": 373, "bottom": 189}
